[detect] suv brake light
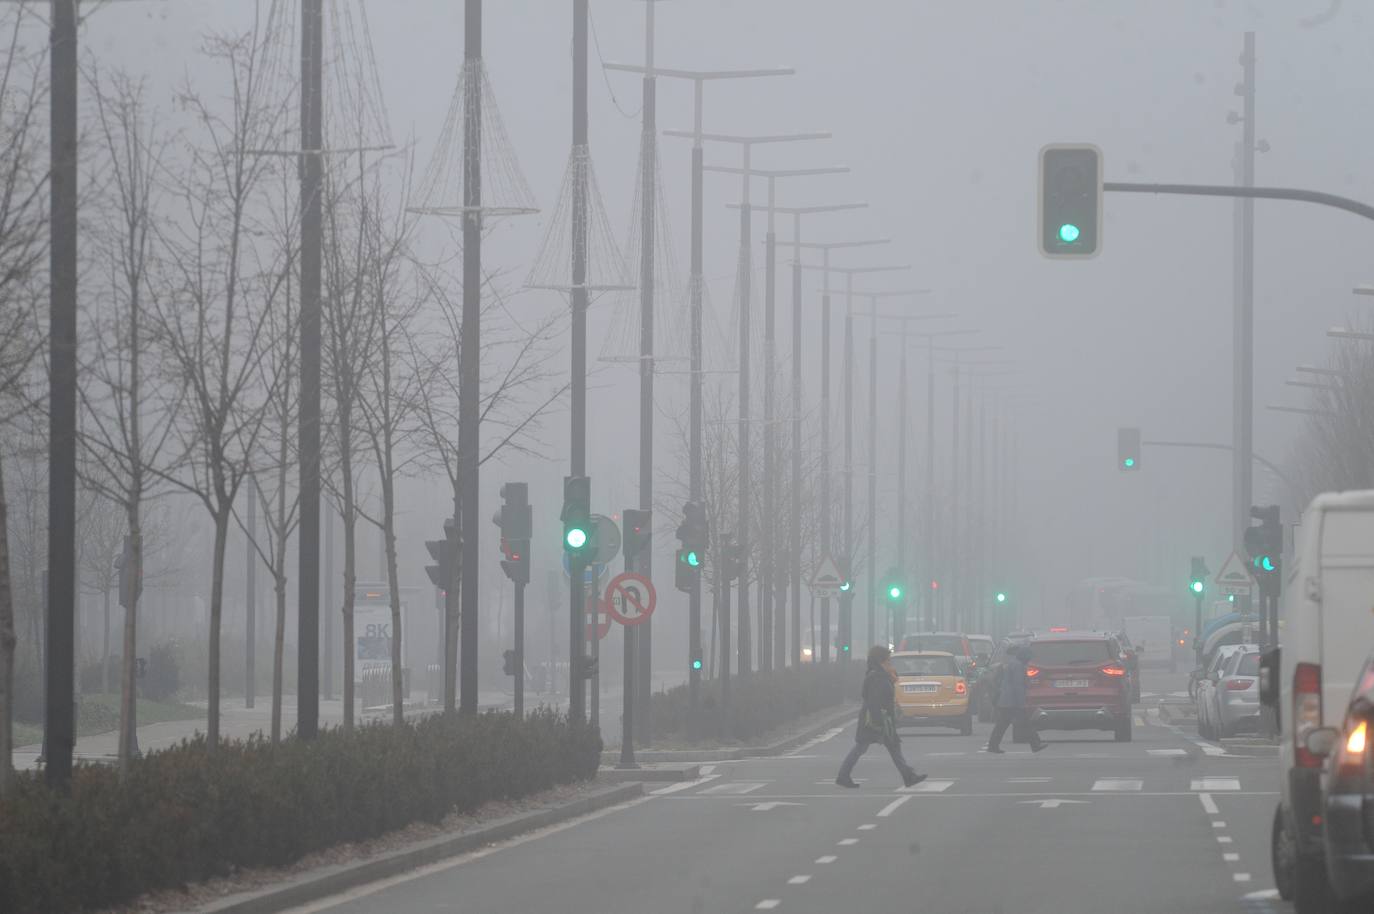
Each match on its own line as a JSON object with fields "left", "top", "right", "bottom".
{"left": 1101, "top": 665, "right": 1126, "bottom": 677}
{"left": 1294, "top": 662, "right": 1323, "bottom": 768}
{"left": 1025, "top": 665, "right": 1040, "bottom": 678}
{"left": 1225, "top": 678, "right": 1254, "bottom": 691}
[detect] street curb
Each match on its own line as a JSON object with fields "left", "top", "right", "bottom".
{"left": 598, "top": 763, "right": 700, "bottom": 782}
{"left": 599, "top": 705, "right": 854, "bottom": 763}
{"left": 196, "top": 782, "right": 644, "bottom": 914}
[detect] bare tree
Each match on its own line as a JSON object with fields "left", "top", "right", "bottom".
{"left": 0, "top": 1, "right": 48, "bottom": 796}
{"left": 152, "top": 18, "right": 291, "bottom": 752}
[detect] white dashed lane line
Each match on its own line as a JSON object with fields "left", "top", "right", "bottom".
{"left": 815, "top": 855, "right": 838, "bottom": 864}
{"left": 755, "top": 900, "right": 781, "bottom": 910}
{"left": 837, "top": 838, "right": 858, "bottom": 846}
{"left": 787, "top": 875, "right": 811, "bottom": 885}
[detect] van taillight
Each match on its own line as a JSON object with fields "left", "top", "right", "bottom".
{"left": 1294, "top": 662, "right": 1323, "bottom": 769}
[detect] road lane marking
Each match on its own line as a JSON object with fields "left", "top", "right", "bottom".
{"left": 699, "top": 764, "right": 716, "bottom": 775}
{"left": 1242, "top": 889, "right": 1280, "bottom": 900}
{"left": 1192, "top": 777, "right": 1241, "bottom": 791}
{"left": 898, "top": 779, "right": 955, "bottom": 793}
{"left": 1092, "top": 778, "right": 1143, "bottom": 791}
{"left": 1198, "top": 792, "right": 1220, "bottom": 814}
{"left": 1212, "top": 821, "right": 1226, "bottom": 828}
{"left": 650, "top": 774, "right": 720, "bottom": 795}
{"left": 755, "top": 901, "right": 781, "bottom": 910}
{"left": 815, "top": 855, "right": 838, "bottom": 864}
{"left": 1233, "top": 873, "right": 1251, "bottom": 883}
{"left": 282, "top": 795, "right": 653, "bottom": 912}
{"left": 877, "top": 795, "right": 911, "bottom": 817}
{"left": 787, "top": 875, "right": 811, "bottom": 885}
{"left": 789, "top": 726, "right": 845, "bottom": 755}
{"left": 1224, "top": 853, "right": 1239, "bottom": 862}
{"left": 925, "top": 751, "right": 967, "bottom": 757}
{"left": 857, "top": 823, "right": 876, "bottom": 830}
{"left": 1147, "top": 748, "right": 1188, "bottom": 757}
{"left": 1007, "top": 777, "right": 1052, "bottom": 783}
{"left": 738, "top": 802, "right": 806, "bottom": 812}
{"left": 838, "top": 838, "right": 858, "bottom": 846}
{"left": 1019, "top": 798, "right": 1089, "bottom": 809}
{"left": 701, "top": 781, "right": 767, "bottom": 795}
{"left": 1217, "top": 836, "right": 1233, "bottom": 844}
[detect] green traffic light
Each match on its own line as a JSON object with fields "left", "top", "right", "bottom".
{"left": 888, "top": 585, "right": 903, "bottom": 601}
{"left": 1258, "top": 555, "right": 1276, "bottom": 573}
{"left": 685, "top": 550, "right": 701, "bottom": 568}
{"left": 1190, "top": 580, "right": 1204, "bottom": 594}
{"left": 1058, "top": 223, "right": 1081, "bottom": 244}
{"left": 692, "top": 658, "right": 703, "bottom": 670}
{"left": 565, "top": 527, "right": 588, "bottom": 550}
{"left": 839, "top": 581, "right": 852, "bottom": 593}
{"left": 842, "top": 644, "right": 851, "bottom": 653}
{"left": 1123, "top": 457, "right": 1135, "bottom": 469}
{"left": 995, "top": 592, "right": 1007, "bottom": 604}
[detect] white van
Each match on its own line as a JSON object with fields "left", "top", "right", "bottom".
{"left": 1266, "top": 491, "right": 1374, "bottom": 913}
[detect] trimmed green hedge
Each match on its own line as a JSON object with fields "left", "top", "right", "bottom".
{"left": 649, "top": 660, "right": 855, "bottom": 744}
{"left": 0, "top": 709, "right": 600, "bottom": 913}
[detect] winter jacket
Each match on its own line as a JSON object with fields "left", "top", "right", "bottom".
{"left": 855, "top": 662, "right": 898, "bottom": 745}
{"left": 996, "top": 654, "right": 1030, "bottom": 709}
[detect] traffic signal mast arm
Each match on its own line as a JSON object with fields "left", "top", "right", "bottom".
{"left": 1104, "top": 181, "right": 1374, "bottom": 223}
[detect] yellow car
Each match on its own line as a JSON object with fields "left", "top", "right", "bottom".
{"left": 891, "top": 651, "right": 973, "bottom": 735}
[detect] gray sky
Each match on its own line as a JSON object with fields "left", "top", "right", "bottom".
{"left": 84, "top": 0, "right": 1374, "bottom": 628}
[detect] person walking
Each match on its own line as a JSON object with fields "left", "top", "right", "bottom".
{"left": 836, "top": 645, "right": 927, "bottom": 788}
{"left": 987, "top": 644, "right": 1047, "bottom": 753}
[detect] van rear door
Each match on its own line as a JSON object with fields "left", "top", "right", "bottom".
{"left": 1319, "top": 507, "right": 1374, "bottom": 720}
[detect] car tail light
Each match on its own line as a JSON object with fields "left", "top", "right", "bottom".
{"left": 955, "top": 680, "right": 967, "bottom": 695}
{"left": 1294, "top": 662, "right": 1323, "bottom": 769}
{"left": 1049, "top": 627, "right": 1068, "bottom": 633}
{"left": 1335, "top": 720, "right": 1369, "bottom": 777}
{"left": 1026, "top": 665, "right": 1040, "bottom": 678}
{"left": 1101, "top": 665, "right": 1126, "bottom": 677}
{"left": 1226, "top": 678, "right": 1254, "bottom": 691}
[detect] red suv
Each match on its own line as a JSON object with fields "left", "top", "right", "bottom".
{"left": 1024, "top": 632, "right": 1133, "bottom": 742}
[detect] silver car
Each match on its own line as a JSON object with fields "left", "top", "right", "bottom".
{"left": 1199, "top": 645, "right": 1261, "bottom": 739}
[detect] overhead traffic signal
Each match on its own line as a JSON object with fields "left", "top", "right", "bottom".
{"left": 1118, "top": 427, "right": 1141, "bottom": 471}
{"left": 1244, "top": 505, "right": 1282, "bottom": 598}
{"left": 623, "top": 508, "right": 651, "bottom": 571}
{"left": 562, "top": 476, "right": 595, "bottom": 557}
{"left": 995, "top": 591, "right": 1008, "bottom": 605}
{"left": 426, "top": 519, "right": 460, "bottom": 594}
{"left": 1038, "top": 144, "right": 1103, "bottom": 259}
{"left": 494, "top": 482, "right": 531, "bottom": 585}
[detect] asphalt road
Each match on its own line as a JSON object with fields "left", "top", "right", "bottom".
{"left": 284, "top": 670, "right": 1284, "bottom": 914}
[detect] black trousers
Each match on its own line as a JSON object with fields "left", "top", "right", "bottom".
{"left": 988, "top": 708, "right": 1042, "bottom": 750}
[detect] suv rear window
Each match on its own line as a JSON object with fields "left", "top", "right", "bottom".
{"left": 1235, "top": 653, "right": 1260, "bottom": 676}
{"left": 1026, "top": 640, "right": 1115, "bottom": 666}
{"left": 901, "top": 636, "right": 966, "bottom": 656}
{"left": 892, "top": 655, "right": 957, "bottom": 676}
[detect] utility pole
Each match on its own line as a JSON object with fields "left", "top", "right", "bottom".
{"left": 295, "top": 0, "right": 323, "bottom": 740}
{"left": 569, "top": 0, "right": 589, "bottom": 723}
{"left": 246, "top": 476, "right": 257, "bottom": 708}
{"left": 46, "top": 0, "right": 79, "bottom": 788}
{"left": 625, "top": 64, "right": 790, "bottom": 720}
{"left": 1232, "top": 31, "right": 1258, "bottom": 554}
{"left": 797, "top": 240, "right": 891, "bottom": 660}
{"left": 718, "top": 187, "right": 859, "bottom": 671}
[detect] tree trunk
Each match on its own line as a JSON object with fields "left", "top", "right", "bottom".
{"left": 271, "top": 573, "right": 285, "bottom": 743}
{"left": 117, "top": 518, "right": 140, "bottom": 776}
{"left": 384, "top": 486, "right": 403, "bottom": 726}
{"left": 207, "top": 509, "right": 230, "bottom": 752}
{"left": 102, "top": 587, "right": 111, "bottom": 694}
{"left": 0, "top": 454, "right": 16, "bottom": 796}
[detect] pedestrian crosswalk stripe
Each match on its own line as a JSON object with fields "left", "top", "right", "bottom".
{"left": 1092, "top": 778, "right": 1144, "bottom": 791}
{"left": 701, "top": 782, "right": 766, "bottom": 795}
{"left": 1192, "top": 777, "right": 1241, "bottom": 791}
{"left": 898, "top": 779, "right": 955, "bottom": 793}
{"left": 1148, "top": 748, "right": 1188, "bottom": 757}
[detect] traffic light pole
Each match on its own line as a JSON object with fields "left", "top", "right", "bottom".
{"left": 568, "top": 0, "right": 589, "bottom": 725}
{"left": 514, "top": 580, "right": 525, "bottom": 719}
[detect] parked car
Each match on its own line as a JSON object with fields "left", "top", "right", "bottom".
{"left": 1197, "top": 643, "right": 1258, "bottom": 740}
{"left": 890, "top": 651, "right": 973, "bottom": 735}
{"left": 1264, "top": 490, "right": 1374, "bottom": 914}
{"left": 1293, "top": 652, "right": 1374, "bottom": 913}
{"left": 1022, "top": 631, "right": 1133, "bottom": 742}
{"left": 1209, "top": 649, "right": 1263, "bottom": 738}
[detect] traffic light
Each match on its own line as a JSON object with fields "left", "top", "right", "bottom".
{"left": 426, "top": 519, "right": 459, "bottom": 593}
{"left": 1189, "top": 556, "right": 1208, "bottom": 596}
{"left": 1118, "top": 427, "right": 1141, "bottom": 471}
{"left": 719, "top": 535, "right": 743, "bottom": 582}
{"left": 691, "top": 656, "right": 703, "bottom": 671}
{"left": 623, "top": 508, "right": 651, "bottom": 570}
{"left": 502, "top": 649, "right": 517, "bottom": 676}
{"left": 883, "top": 569, "right": 905, "bottom": 604}
{"left": 494, "top": 482, "right": 531, "bottom": 585}
{"left": 1038, "top": 143, "right": 1103, "bottom": 258}
{"left": 562, "top": 476, "right": 595, "bottom": 557}
{"left": 1244, "top": 505, "right": 1282, "bottom": 597}
{"left": 839, "top": 579, "right": 852, "bottom": 594}
{"left": 115, "top": 534, "right": 142, "bottom": 610}
{"left": 675, "top": 501, "right": 708, "bottom": 593}
{"left": 995, "top": 591, "right": 1008, "bottom": 605}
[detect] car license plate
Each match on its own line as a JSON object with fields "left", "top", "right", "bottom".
{"left": 1054, "top": 679, "right": 1090, "bottom": 689}
{"left": 903, "top": 683, "right": 938, "bottom": 693}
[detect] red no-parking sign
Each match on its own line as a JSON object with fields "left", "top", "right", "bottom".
{"left": 603, "top": 572, "right": 656, "bottom": 627}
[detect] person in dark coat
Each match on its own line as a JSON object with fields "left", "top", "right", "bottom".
{"left": 987, "top": 644, "right": 1047, "bottom": 753}
{"left": 836, "top": 645, "right": 927, "bottom": 788}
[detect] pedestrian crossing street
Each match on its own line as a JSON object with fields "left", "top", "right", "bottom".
{"left": 655, "top": 771, "right": 1261, "bottom": 797}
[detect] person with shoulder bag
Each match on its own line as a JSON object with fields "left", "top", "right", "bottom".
{"left": 836, "top": 645, "right": 928, "bottom": 788}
